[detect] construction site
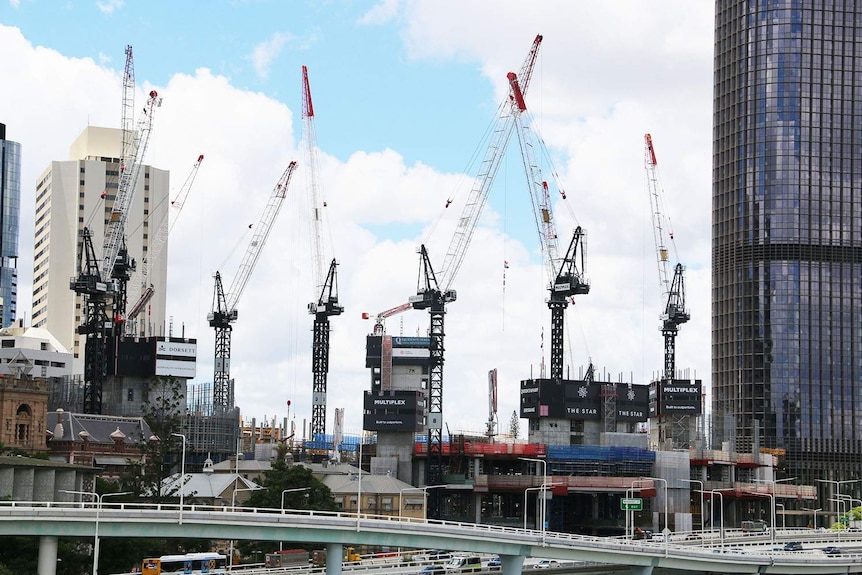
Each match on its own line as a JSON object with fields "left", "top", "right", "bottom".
{"left": 39, "top": 37, "right": 825, "bottom": 537}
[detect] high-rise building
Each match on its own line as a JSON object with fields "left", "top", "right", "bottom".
{"left": 713, "top": 2, "right": 862, "bottom": 483}
{"left": 0, "top": 123, "right": 21, "bottom": 329}
{"left": 32, "top": 126, "right": 170, "bottom": 372}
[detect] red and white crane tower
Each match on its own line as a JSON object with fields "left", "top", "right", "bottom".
{"left": 126, "top": 153, "right": 205, "bottom": 336}
{"left": 71, "top": 45, "right": 161, "bottom": 414}
{"left": 302, "top": 66, "right": 344, "bottom": 443}
{"left": 410, "top": 35, "right": 543, "bottom": 518}
{"left": 644, "top": 133, "right": 689, "bottom": 381}
{"left": 208, "top": 161, "right": 297, "bottom": 411}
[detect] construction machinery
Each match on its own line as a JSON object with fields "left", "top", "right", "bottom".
{"left": 302, "top": 66, "right": 344, "bottom": 442}
{"left": 406, "top": 35, "right": 544, "bottom": 518}
{"left": 643, "top": 133, "right": 689, "bottom": 381}
{"left": 70, "top": 46, "right": 162, "bottom": 414}
{"left": 126, "top": 153, "right": 205, "bottom": 336}
{"left": 208, "top": 161, "right": 297, "bottom": 411}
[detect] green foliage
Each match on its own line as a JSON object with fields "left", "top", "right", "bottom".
{"left": 237, "top": 445, "right": 338, "bottom": 559}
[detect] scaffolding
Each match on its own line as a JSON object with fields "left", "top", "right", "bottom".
{"left": 184, "top": 381, "right": 239, "bottom": 471}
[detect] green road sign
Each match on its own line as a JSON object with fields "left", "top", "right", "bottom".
{"left": 620, "top": 497, "right": 643, "bottom": 511}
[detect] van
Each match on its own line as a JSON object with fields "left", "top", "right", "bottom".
{"left": 444, "top": 556, "right": 482, "bottom": 573}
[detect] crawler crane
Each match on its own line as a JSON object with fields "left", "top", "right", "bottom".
{"left": 208, "top": 161, "right": 297, "bottom": 411}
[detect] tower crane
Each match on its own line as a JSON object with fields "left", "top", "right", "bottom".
{"left": 409, "top": 35, "right": 543, "bottom": 518}
{"left": 644, "top": 134, "right": 689, "bottom": 381}
{"left": 70, "top": 46, "right": 161, "bottom": 414}
{"left": 126, "top": 154, "right": 205, "bottom": 336}
{"left": 302, "top": 66, "right": 343, "bottom": 442}
{"left": 208, "top": 161, "right": 297, "bottom": 411}
{"left": 507, "top": 70, "right": 589, "bottom": 381}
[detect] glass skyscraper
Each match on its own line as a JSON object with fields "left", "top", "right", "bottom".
{"left": 0, "top": 123, "right": 20, "bottom": 329}
{"left": 713, "top": 1, "right": 862, "bottom": 483}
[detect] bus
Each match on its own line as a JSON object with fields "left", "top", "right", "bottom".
{"left": 741, "top": 520, "right": 768, "bottom": 533}
{"left": 141, "top": 553, "right": 227, "bottom": 575}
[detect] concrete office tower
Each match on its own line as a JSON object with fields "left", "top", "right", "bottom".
{"left": 32, "top": 126, "right": 170, "bottom": 372}
{"left": 0, "top": 123, "right": 21, "bottom": 329}
{"left": 713, "top": 2, "right": 862, "bottom": 482}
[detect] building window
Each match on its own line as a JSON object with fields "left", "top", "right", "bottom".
{"left": 1, "top": 340, "right": 13, "bottom": 348}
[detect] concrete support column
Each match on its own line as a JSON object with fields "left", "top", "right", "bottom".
{"left": 629, "top": 566, "right": 653, "bottom": 575}
{"left": 474, "top": 492, "right": 482, "bottom": 524}
{"left": 325, "top": 543, "right": 342, "bottom": 575}
{"left": 37, "top": 535, "right": 58, "bottom": 575}
{"left": 500, "top": 554, "right": 524, "bottom": 575}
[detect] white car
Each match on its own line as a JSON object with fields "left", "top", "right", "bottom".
{"left": 534, "top": 560, "right": 559, "bottom": 569}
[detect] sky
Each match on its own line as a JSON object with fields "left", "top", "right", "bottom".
{"left": 0, "top": 0, "right": 715, "bottom": 441}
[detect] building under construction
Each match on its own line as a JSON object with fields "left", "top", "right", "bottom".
{"left": 184, "top": 381, "right": 240, "bottom": 472}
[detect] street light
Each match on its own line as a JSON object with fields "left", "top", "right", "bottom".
{"left": 520, "top": 456, "right": 548, "bottom": 540}
{"left": 802, "top": 507, "right": 822, "bottom": 530}
{"left": 829, "top": 497, "right": 848, "bottom": 529}
{"left": 523, "top": 483, "right": 564, "bottom": 531}
{"left": 629, "top": 477, "right": 668, "bottom": 544}
{"left": 694, "top": 489, "right": 723, "bottom": 548}
{"left": 836, "top": 493, "right": 862, "bottom": 527}
{"left": 775, "top": 503, "right": 786, "bottom": 529}
{"left": 61, "top": 490, "right": 131, "bottom": 575}
{"left": 229, "top": 485, "right": 262, "bottom": 571}
{"left": 399, "top": 485, "right": 447, "bottom": 522}
{"left": 679, "top": 479, "right": 704, "bottom": 533}
{"left": 171, "top": 432, "right": 187, "bottom": 525}
{"left": 753, "top": 476, "right": 796, "bottom": 543}
{"left": 279, "top": 487, "right": 311, "bottom": 551}
{"left": 816, "top": 479, "right": 859, "bottom": 526}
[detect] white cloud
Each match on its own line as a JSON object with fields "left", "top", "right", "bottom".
{"left": 1, "top": 0, "right": 715, "bottom": 438}
{"left": 9, "top": 0, "right": 21, "bottom": 8}
{"left": 96, "top": 0, "right": 124, "bottom": 15}
{"left": 358, "top": 0, "right": 401, "bottom": 25}
{"left": 249, "top": 31, "right": 293, "bottom": 79}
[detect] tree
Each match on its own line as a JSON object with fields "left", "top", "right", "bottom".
{"left": 237, "top": 444, "right": 338, "bottom": 559}
{"left": 509, "top": 410, "right": 520, "bottom": 439}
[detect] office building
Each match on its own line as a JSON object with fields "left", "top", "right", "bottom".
{"left": 0, "top": 123, "right": 21, "bottom": 329}
{"left": 713, "top": 2, "right": 862, "bottom": 485}
{"left": 32, "top": 126, "right": 170, "bottom": 371}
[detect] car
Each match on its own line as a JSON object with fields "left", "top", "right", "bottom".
{"left": 427, "top": 551, "right": 452, "bottom": 561}
{"left": 633, "top": 528, "right": 654, "bottom": 540}
{"left": 822, "top": 546, "right": 842, "bottom": 556}
{"left": 534, "top": 560, "right": 559, "bottom": 569}
{"left": 418, "top": 566, "right": 446, "bottom": 575}
{"left": 783, "top": 542, "right": 803, "bottom": 552}
{"left": 487, "top": 557, "right": 501, "bottom": 570}
{"left": 444, "top": 556, "right": 482, "bottom": 573}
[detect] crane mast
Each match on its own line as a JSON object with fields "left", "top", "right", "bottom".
{"left": 302, "top": 66, "right": 343, "bottom": 442}
{"left": 127, "top": 154, "right": 204, "bottom": 336}
{"left": 508, "top": 70, "right": 589, "bottom": 381}
{"left": 409, "top": 36, "right": 542, "bottom": 518}
{"left": 643, "top": 133, "right": 689, "bottom": 380}
{"left": 70, "top": 46, "right": 161, "bottom": 414}
{"left": 208, "top": 161, "right": 297, "bottom": 410}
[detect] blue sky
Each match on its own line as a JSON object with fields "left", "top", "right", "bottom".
{"left": 1, "top": 0, "right": 715, "bottom": 438}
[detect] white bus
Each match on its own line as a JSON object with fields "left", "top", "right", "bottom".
{"left": 141, "top": 553, "right": 227, "bottom": 575}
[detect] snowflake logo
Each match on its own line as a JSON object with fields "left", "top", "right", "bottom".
{"left": 627, "top": 389, "right": 636, "bottom": 401}
{"left": 578, "top": 386, "right": 588, "bottom": 398}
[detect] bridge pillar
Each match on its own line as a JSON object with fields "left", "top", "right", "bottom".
{"left": 629, "top": 567, "right": 653, "bottom": 575}
{"left": 326, "top": 543, "right": 342, "bottom": 575}
{"left": 37, "top": 535, "right": 58, "bottom": 575}
{"left": 500, "top": 554, "right": 524, "bottom": 575}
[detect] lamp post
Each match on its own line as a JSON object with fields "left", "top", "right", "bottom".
{"left": 279, "top": 488, "right": 311, "bottom": 552}
{"left": 61, "top": 490, "right": 130, "bottom": 575}
{"left": 629, "top": 477, "right": 668, "bottom": 544}
{"left": 695, "top": 489, "right": 724, "bottom": 547}
{"left": 836, "top": 493, "right": 862, "bottom": 528}
{"left": 523, "top": 483, "right": 564, "bottom": 531}
{"left": 775, "top": 503, "right": 785, "bottom": 529}
{"left": 753, "top": 476, "right": 796, "bottom": 543}
{"left": 816, "top": 479, "right": 859, "bottom": 527}
{"left": 399, "top": 485, "right": 446, "bottom": 522}
{"left": 802, "top": 507, "right": 822, "bottom": 530}
{"left": 520, "top": 457, "right": 548, "bottom": 538}
{"left": 229, "top": 485, "right": 262, "bottom": 571}
{"left": 829, "top": 497, "right": 848, "bottom": 530}
{"left": 171, "top": 432, "right": 187, "bottom": 525}
{"left": 680, "top": 479, "right": 704, "bottom": 533}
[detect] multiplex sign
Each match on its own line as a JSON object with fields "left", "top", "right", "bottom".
{"left": 648, "top": 379, "right": 703, "bottom": 417}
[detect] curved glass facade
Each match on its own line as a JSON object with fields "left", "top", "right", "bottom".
{"left": 0, "top": 124, "right": 20, "bottom": 329}
{"left": 713, "top": 1, "right": 862, "bottom": 480}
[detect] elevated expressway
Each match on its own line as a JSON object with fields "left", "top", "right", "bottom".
{"left": 3, "top": 501, "right": 862, "bottom": 575}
